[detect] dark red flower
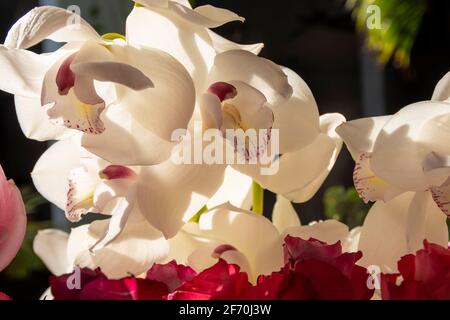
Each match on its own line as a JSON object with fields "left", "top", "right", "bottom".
{"left": 49, "top": 268, "right": 168, "bottom": 300}
{"left": 381, "top": 240, "right": 450, "bottom": 300}
{"left": 252, "top": 236, "right": 374, "bottom": 300}
{"left": 167, "top": 259, "right": 253, "bottom": 300}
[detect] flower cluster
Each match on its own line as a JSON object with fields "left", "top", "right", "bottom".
{"left": 48, "top": 236, "right": 374, "bottom": 300}
{"left": 0, "top": 0, "right": 448, "bottom": 300}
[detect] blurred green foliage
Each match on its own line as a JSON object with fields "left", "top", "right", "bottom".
{"left": 20, "top": 185, "right": 47, "bottom": 214}
{"left": 348, "top": 0, "right": 427, "bottom": 68}
{"left": 323, "top": 186, "right": 371, "bottom": 229}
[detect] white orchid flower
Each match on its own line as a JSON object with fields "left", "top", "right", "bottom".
{"left": 166, "top": 200, "right": 351, "bottom": 282}
{"left": 336, "top": 72, "right": 450, "bottom": 272}
{"left": 0, "top": 6, "right": 195, "bottom": 165}
{"left": 192, "top": 59, "right": 344, "bottom": 207}
{"left": 199, "top": 50, "right": 345, "bottom": 202}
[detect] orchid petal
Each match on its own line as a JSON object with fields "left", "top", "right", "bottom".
{"left": 336, "top": 116, "right": 391, "bottom": 161}
{"left": 273, "top": 67, "right": 320, "bottom": 153}
{"left": 352, "top": 152, "right": 401, "bottom": 203}
{"left": 282, "top": 220, "right": 349, "bottom": 247}
{"left": 358, "top": 192, "right": 448, "bottom": 272}
{"left": 137, "top": 154, "right": 226, "bottom": 238}
{"left": 66, "top": 164, "right": 99, "bottom": 222}
{"left": 432, "top": 71, "right": 450, "bottom": 102}
{"left": 168, "top": 3, "right": 244, "bottom": 28}
{"left": 343, "top": 227, "right": 362, "bottom": 253}
{"left": 209, "top": 50, "right": 292, "bottom": 105}
{"left": 81, "top": 105, "right": 177, "bottom": 166}
{"left": 0, "top": 46, "right": 50, "bottom": 97}
{"left": 126, "top": 6, "right": 216, "bottom": 90}
{"left": 89, "top": 194, "right": 136, "bottom": 252}
{"left": 31, "top": 139, "right": 87, "bottom": 210}
{"left": 14, "top": 95, "right": 76, "bottom": 141}
{"left": 207, "top": 167, "right": 252, "bottom": 210}
{"left": 206, "top": 29, "right": 263, "bottom": 55}
{"left": 199, "top": 92, "right": 223, "bottom": 129}
{"left": 430, "top": 178, "right": 450, "bottom": 217}
{"left": 188, "top": 243, "right": 252, "bottom": 278}
{"left": 5, "top": 6, "right": 100, "bottom": 49}
{"left": 67, "top": 209, "right": 169, "bottom": 279}
{"left": 272, "top": 195, "right": 301, "bottom": 233}
{"left": 423, "top": 152, "right": 450, "bottom": 187}
{"left": 106, "top": 44, "right": 195, "bottom": 140}
{"left": 166, "top": 224, "right": 215, "bottom": 265}
{"left": 234, "top": 113, "right": 345, "bottom": 203}
{"left": 197, "top": 203, "right": 282, "bottom": 277}
{"left": 33, "top": 229, "right": 71, "bottom": 275}
{"left": 371, "top": 101, "right": 450, "bottom": 191}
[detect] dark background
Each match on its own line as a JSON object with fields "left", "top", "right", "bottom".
{"left": 0, "top": 0, "right": 449, "bottom": 299}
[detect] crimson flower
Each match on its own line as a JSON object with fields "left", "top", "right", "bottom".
{"left": 251, "top": 236, "right": 374, "bottom": 300}
{"left": 381, "top": 240, "right": 450, "bottom": 300}
{"left": 167, "top": 259, "right": 253, "bottom": 300}
{"left": 49, "top": 268, "right": 168, "bottom": 300}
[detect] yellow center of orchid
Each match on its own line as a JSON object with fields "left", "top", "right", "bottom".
{"left": 101, "top": 33, "right": 126, "bottom": 41}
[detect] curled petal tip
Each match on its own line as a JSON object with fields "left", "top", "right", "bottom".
{"left": 212, "top": 244, "right": 237, "bottom": 259}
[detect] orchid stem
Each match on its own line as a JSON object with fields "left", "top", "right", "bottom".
{"left": 252, "top": 181, "right": 264, "bottom": 215}
{"left": 189, "top": 205, "right": 208, "bottom": 223}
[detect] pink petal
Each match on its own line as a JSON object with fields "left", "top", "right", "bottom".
{"left": 0, "top": 164, "right": 27, "bottom": 271}
{"left": 0, "top": 292, "right": 11, "bottom": 300}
